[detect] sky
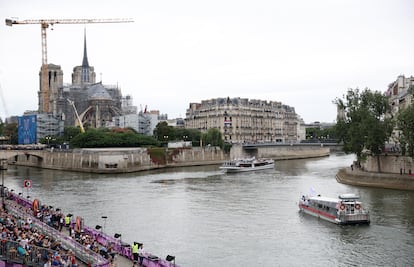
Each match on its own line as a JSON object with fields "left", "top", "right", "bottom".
{"left": 0, "top": 0, "right": 413, "bottom": 123}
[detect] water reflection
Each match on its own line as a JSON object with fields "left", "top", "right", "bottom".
{"left": 2, "top": 153, "right": 414, "bottom": 266}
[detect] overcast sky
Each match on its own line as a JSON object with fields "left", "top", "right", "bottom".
{"left": 1, "top": 0, "right": 413, "bottom": 123}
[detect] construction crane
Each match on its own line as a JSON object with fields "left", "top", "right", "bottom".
{"left": 5, "top": 17, "right": 133, "bottom": 113}
{"left": 67, "top": 99, "right": 85, "bottom": 133}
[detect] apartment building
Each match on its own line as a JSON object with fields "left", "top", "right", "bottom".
{"left": 185, "top": 97, "right": 303, "bottom": 144}
{"left": 385, "top": 75, "right": 414, "bottom": 145}
{"left": 386, "top": 75, "right": 414, "bottom": 114}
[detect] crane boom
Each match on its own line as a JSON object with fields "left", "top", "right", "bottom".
{"left": 67, "top": 99, "right": 85, "bottom": 133}
{"left": 5, "top": 17, "right": 133, "bottom": 114}
{"left": 5, "top": 18, "right": 134, "bottom": 26}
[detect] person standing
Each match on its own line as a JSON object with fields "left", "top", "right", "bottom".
{"left": 138, "top": 243, "right": 145, "bottom": 266}
{"left": 131, "top": 242, "right": 139, "bottom": 266}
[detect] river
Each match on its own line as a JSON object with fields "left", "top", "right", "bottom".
{"left": 2, "top": 153, "right": 414, "bottom": 266}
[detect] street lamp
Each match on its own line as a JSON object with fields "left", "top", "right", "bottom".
{"left": 45, "top": 136, "right": 51, "bottom": 146}
{"left": 0, "top": 159, "right": 7, "bottom": 209}
{"left": 102, "top": 216, "right": 107, "bottom": 233}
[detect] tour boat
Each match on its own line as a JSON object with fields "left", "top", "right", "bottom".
{"left": 220, "top": 157, "right": 275, "bottom": 173}
{"left": 298, "top": 193, "right": 370, "bottom": 225}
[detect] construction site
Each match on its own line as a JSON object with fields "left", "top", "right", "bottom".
{"left": 3, "top": 18, "right": 142, "bottom": 142}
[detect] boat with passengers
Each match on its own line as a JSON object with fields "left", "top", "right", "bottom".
{"left": 220, "top": 157, "right": 275, "bottom": 173}
{"left": 298, "top": 193, "right": 370, "bottom": 225}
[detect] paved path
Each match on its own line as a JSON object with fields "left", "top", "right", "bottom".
{"left": 113, "top": 254, "right": 134, "bottom": 267}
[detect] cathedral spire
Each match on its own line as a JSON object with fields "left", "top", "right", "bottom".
{"left": 82, "top": 28, "right": 89, "bottom": 68}
{"left": 81, "top": 28, "right": 90, "bottom": 83}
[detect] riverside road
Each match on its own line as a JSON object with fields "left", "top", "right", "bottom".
{"left": 2, "top": 153, "right": 414, "bottom": 266}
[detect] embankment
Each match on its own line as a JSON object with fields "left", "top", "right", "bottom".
{"left": 336, "top": 167, "right": 414, "bottom": 191}
{"left": 3, "top": 144, "right": 330, "bottom": 174}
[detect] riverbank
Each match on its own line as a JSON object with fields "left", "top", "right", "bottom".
{"left": 1, "top": 144, "right": 330, "bottom": 173}
{"left": 336, "top": 167, "right": 414, "bottom": 190}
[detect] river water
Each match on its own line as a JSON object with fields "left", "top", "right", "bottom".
{"left": 2, "top": 153, "right": 414, "bottom": 266}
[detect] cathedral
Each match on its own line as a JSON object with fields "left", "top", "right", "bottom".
{"left": 38, "top": 31, "right": 134, "bottom": 130}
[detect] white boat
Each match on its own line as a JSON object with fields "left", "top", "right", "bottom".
{"left": 298, "top": 193, "right": 370, "bottom": 225}
{"left": 219, "top": 157, "right": 275, "bottom": 173}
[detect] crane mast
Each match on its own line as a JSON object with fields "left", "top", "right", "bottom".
{"left": 5, "top": 18, "right": 133, "bottom": 114}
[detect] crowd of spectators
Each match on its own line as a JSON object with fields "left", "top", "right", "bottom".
{"left": 2, "top": 196, "right": 119, "bottom": 267}
{"left": 0, "top": 206, "right": 78, "bottom": 266}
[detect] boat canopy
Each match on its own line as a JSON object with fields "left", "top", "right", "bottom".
{"left": 338, "top": 194, "right": 360, "bottom": 200}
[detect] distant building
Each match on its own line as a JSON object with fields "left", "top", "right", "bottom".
{"left": 20, "top": 112, "right": 64, "bottom": 141}
{"left": 385, "top": 75, "right": 414, "bottom": 145}
{"left": 113, "top": 110, "right": 165, "bottom": 136}
{"left": 34, "top": 31, "right": 137, "bottom": 137}
{"left": 386, "top": 75, "right": 414, "bottom": 115}
{"left": 185, "top": 97, "right": 302, "bottom": 143}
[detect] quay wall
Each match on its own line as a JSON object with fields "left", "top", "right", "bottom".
{"left": 2, "top": 144, "right": 330, "bottom": 173}
{"left": 230, "top": 144, "right": 330, "bottom": 160}
{"left": 6, "top": 147, "right": 226, "bottom": 173}
{"left": 361, "top": 155, "right": 414, "bottom": 175}
{"left": 336, "top": 167, "right": 414, "bottom": 191}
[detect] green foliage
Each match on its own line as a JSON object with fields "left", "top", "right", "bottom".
{"left": 223, "top": 142, "right": 232, "bottom": 153}
{"left": 334, "top": 88, "right": 394, "bottom": 161}
{"left": 70, "top": 128, "right": 159, "bottom": 148}
{"left": 2, "top": 122, "right": 18, "bottom": 144}
{"left": 397, "top": 103, "right": 414, "bottom": 157}
{"left": 153, "top": 121, "right": 174, "bottom": 145}
{"left": 62, "top": 127, "right": 82, "bottom": 142}
{"left": 202, "top": 128, "right": 224, "bottom": 147}
{"left": 153, "top": 122, "right": 202, "bottom": 146}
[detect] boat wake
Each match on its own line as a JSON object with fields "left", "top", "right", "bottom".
{"left": 150, "top": 170, "right": 223, "bottom": 184}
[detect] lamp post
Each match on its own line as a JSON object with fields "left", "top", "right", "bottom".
{"left": 102, "top": 216, "right": 107, "bottom": 233}
{"left": 0, "top": 159, "right": 7, "bottom": 209}
{"left": 45, "top": 136, "right": 51, "bottom": 147}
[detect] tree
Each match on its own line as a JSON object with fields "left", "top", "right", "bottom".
{"left": 334, "top": 88, "right": 394, "bottom": 171}
{"left": 153, "top": 122, "right": 175, "bottom": 144}
{"left": 2, "top": 122, "right": 18, "bottom": 144}
{"left": 202, "top": 128, "right": 224, "bottom": 148}
{"left": 175, "top": 128, "right": 202, "bottom": 146}
{"left": 69, "top": 128, "right": 158, "bottom": 148}
{"left": 397, "top": 103, "right": 414, "bottom": 157}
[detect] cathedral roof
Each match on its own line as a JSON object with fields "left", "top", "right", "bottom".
{"left": 88, "top": 83, "right": 112, "bottom": 100}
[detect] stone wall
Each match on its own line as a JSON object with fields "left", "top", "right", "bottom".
{"left": 230, "top": 144, "right": 330, "bottom": 160}
{"left": 12, "top": 147, "right": 226, "bottom": 173}
{"left": 336, "top": 167, "right": 414, "bottom": 190}
{"left": 8, "top": 144, "right": 330, "bottom": 173}
{"left": 362, "top": 155, "right": 414, "bottom": 174}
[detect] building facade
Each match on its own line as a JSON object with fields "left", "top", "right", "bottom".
{"left": 35, "top": 31, "right": 136, "bottom": 136}
{"left": 385, "top": 75, "right": 414, "bottom": 145}
{"left": 185, "top": 97, "right": 302, "bottom": 143}
{"left": 386, "top": 75, "right": 414, "bottom": 115}
{"left": 113, "top": 110, "right": 164, "bottom": 136}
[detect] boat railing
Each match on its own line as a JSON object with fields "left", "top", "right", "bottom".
{"left": 340, "top": 213, "right": 370, "bottom": 222}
